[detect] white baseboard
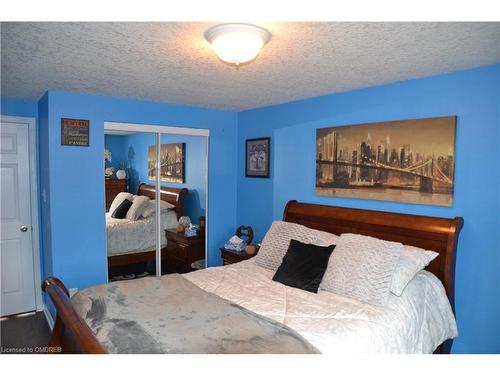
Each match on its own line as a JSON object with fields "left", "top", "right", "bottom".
{"left": 43, "top": 304, "right": 54, "bottom": 330}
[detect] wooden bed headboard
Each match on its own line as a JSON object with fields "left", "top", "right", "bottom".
{"left": 137, "top": 183, "right": 188, "bottom": 220}
{"left": 283, "top": 200, "right": 464, "bottom": 311}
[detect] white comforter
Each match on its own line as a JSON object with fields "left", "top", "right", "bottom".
{"left": 106, "top": 210, "right": 178, "bottom": 256}
{"left": 184, "top": 259, "right": 458, "bottom": 354}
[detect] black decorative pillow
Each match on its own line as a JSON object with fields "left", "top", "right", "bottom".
{"left": 272, "top": 239, "right": 335, "bottom": 293}
{"left": 111, "top": 199, "right": 133, "bottom": 219}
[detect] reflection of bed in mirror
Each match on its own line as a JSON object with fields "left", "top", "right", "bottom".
{"left": 106, "top": 183, "right": 187, "bottom": 269}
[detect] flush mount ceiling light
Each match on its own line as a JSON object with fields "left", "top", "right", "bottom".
{"left": 204, "top": 23, "right": 271, "bottom": 67}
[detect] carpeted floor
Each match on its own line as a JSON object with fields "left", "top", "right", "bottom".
{"left": 0, "top": 312, "right": 51, "bottom": 354}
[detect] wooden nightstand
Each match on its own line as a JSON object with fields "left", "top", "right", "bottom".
{"left": 164, "top": 229, "right": 205, "bottom": 274}
{"left": 220, "top": 248, "right": 257, "bottom": 265}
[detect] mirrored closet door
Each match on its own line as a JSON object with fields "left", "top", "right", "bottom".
{"left": 103, "top": 124, "right": 208, "bottom": 282}
{"left": 104, "top": 130, "right": 160, "bottom": 280}
{"left": 159, "top": 133, "right": 208, "bottom": 274}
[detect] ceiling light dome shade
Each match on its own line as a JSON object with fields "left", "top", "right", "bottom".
{"left": 205, "top": 23, "right": 271, "bottom": 66}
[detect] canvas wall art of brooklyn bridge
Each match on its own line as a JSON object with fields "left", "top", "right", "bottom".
{"left": 316, "top": 116, "right": 456, "bottom": 206}
{"left": 148, "top": 143, "right": 186, "bottom": 184}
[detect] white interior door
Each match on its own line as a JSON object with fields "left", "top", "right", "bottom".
{"left": 0, "top": 120, "right": 36, "bottom": 316}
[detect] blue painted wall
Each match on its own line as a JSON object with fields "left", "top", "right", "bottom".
{"left": 236, "top": 119, "right": 274, "bottom": 243}
{"left": 1, "top": 98, "right": 38, "bottom": 118}
{"left": 121, "top": 133, "right": 155, "bottom": 192}
{"left": 38, "top": 91, "right": 237, "bottom": 297}
{"left": 237, "top": 64, "right": 500, "bottom": 353}
{"left": 105, "top": 133, "right": 207, "bottom": 223}
{"left": 104, "top": 134, "right": 128, "bottom": 170}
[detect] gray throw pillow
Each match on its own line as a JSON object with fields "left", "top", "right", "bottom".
{"left": 320, "top": 233, "right": 403, "bottom": 307}
{"left": 125, "top": 195, "right": 150, "bottom": 221}
{"left": 390, "top": 245, "right": 438, "bottom": 296}
{"left": 255, "top": 221, "right": 338, "bottom": 271}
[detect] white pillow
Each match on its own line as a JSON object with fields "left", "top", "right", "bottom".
{"left": 390, "top": 246, "right": 439, "bottom": 296}
{"left": 255, "top": 221, "right": 338, "bottom": 271}
{"left": 125, "top": 195, "right": 150, "bottom": 221}
{"left": 109, "top": 192, "right": 134, "bottom": 215}
{"left": 320, "top": 233, "right": 403, "bottom": 307}
{"left": 141, "top": 200, "right": 175, "bottom": 218}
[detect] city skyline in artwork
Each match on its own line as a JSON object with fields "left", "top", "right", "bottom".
{"left": 316, "top": 116, "right": 456, "bottom": 206}
{"left": 148, "top": 143, "right": 185, "bottom": 184}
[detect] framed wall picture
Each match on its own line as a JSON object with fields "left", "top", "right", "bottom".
{"left": 148, "top": 143, "right": 186, "bottom": 184}
{"left": 61, "top": 118, "right": 89, "bottom": 146}
{"left": 316, "top": 116, "right": 456, "bottom": 207}
{"left": 246, "top": 137, "right": 270, "bottom": 178}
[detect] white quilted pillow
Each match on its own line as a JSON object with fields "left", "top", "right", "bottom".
{"left": 320, "top": 233, "right": 403, "bottom": 307}
{"left": 255, "top": 221, "right": 338, "bottom": 271}
{"left": 109, "top": 192, "right": 134, "bottom": 215}
{"left": 125, "top": 195, "right": 150, "bottom": 221}
{"left": 390, "top": 246, "right": 439, "bottom": 296}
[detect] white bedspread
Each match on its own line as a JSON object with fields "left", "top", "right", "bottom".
{"left": 184, "top": 259, "right": 458, "bottom": 354}
{"left": 106, "top": 210, "right": 178, "bottom": 256}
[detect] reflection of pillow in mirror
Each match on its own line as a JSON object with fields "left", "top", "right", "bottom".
{"left": 111, "top": 199, "right": 133, "bottom": 219}
{"left": 141, "top": 200, "right": 175, "bottom": 218}
{"left": 109, "top": 192, "right": 134, "bottom": 214}
{"left": 125, "top": 196, "right": 150, "bottom": 221}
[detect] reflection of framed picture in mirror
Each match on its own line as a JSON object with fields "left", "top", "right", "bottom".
{"left": 246, "top": 137, "right": 270, "bottom": 178}
{"left": 148, "top": 143, "right": 186, "bottom": 184}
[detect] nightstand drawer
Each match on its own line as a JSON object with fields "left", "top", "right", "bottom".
{"left": 220, "top": 248, "right": 257, "bottom": 265}
{"left": 166, "top": 242, "right": 188, "bottom": 260}
{"left": 163, "top": 254, "right": 190, "bottom": 274}
{"left": 164, "top": 229, "right": 205, "bottom": 274}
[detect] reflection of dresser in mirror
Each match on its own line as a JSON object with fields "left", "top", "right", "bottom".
{"left": 105, "top": 178, "right": 128, "bottom": 211}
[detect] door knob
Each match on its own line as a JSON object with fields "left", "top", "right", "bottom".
{"left": 20, "top": 225, "right": 28, "bottom": 232}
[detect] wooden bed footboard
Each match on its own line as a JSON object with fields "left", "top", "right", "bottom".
{"left": 41, "top": 277, "right": 107, "bottom": 354}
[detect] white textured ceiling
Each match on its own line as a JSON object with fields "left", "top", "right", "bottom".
{"left": 1, "top": 22, "right": 499, "bottom": 111}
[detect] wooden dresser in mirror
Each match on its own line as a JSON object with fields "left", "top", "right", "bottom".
{"left": 105, "top": 178, "right": 128, "bottom": 211}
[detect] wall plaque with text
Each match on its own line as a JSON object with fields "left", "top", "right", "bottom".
{"left": 61, "top": 118, "right": 89, "bottom": 146}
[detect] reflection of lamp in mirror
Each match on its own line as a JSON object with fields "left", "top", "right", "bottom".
{"left": 177, "top": 216, "right": 191, "bottom": 234}
{"left": 179, "top": 216, "right": 191, "bottom": 227}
